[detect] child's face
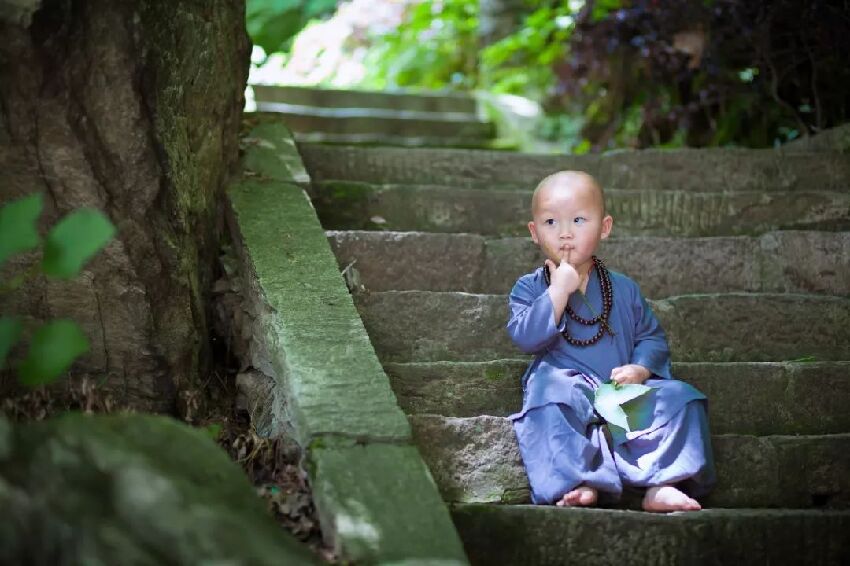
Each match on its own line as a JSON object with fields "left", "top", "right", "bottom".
{"left": 527, "top": 178, "right": 613, "bottom": 270}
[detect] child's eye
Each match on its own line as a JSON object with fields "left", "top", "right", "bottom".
{"left": 574, "top": 217, "right": 587, "bottom": 224}
{"left": 544, "top": 218, "right": 555, "bottom": 225}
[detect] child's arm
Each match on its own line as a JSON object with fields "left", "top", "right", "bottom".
{"left": 628, "top": 289, "right": 674, "bottom": 380}
{"left": 506, "top": 273, "right": 570, "bottom": 354}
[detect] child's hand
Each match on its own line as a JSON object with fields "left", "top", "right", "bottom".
{"left": 544, "top": 258, "right": 582, "bottom": 296}
{"left": 610, "top": 364, "right": 651, "bottom": 385}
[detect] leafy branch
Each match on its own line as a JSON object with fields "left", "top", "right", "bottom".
{"left": 0, "top": 193, "right": 115, "bottom": 386}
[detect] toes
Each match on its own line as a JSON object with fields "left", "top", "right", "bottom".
{"left": 556, "top": 488, "right": 597, "bottom": 507}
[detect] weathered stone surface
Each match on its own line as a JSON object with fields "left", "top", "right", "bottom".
{"left": 357, "top": 291, "right": 850, "bottom": 362}
{"left": 311, "top": 180, "right": 850, "bottom": 236}
{"left": 385, "top": 360, "right": 850, "bottom": 436}
{"left": 451, "top": 504, "right": 850, "bottom": 565}
{"left": 328, "top": 230, "right": 850, "bottom": 296}
{"left": 241, "top": 114, "right": 311, "bottom": 184}
{"left": 308, "top": 441, "right": 467, "bottom": 563}
{"left": 0, "top": 413, "right": 314, "bottom": 565}
{"left": 358, "top": 291, "right": 511, "bottom": 363}
{"left": 0, "top": 1, "right": 250, "bottom": 410}
{"left": 786, "top": 124, "right": 850, "bottom": 152}
{"left": 252, "top": 84, "right": 478, "bottom": 114}
{"left": 235, "top": 369, "right": 277, "bottom": 437}
{"left": 230, "top": 118, "right": 468, "bottom": 564}
{"left": 295, "top": 131, "right": 496, "bottom": 148}
{"left": 227, "top": 179, "right": 410, "bottom": 444}
{"left": 261, "top": 110, "right": 494, "bottom": 143}
{"left": 657, "top": 294, "right": 850, "bottom": 362}
{"left": 310, "top": 182, "right": 530, "bottom": 235}
{"left": 411, "top": 415, "right": 528, "bottom": 504}
{"left": 300, "top": 143, "right": 850, "bottom": 192}
{"left": 328, "top": 231, "right": 487, "bottom": 293}
{"left": 410, "top": 415, "right": 850, "bottom": 508}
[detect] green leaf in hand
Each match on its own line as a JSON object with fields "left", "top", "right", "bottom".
{"left": 0, "top": 316, "right": 23, "bottom": 368}
{"left": 18, "top": 320, "right": 89, "bottom": 386}
{"left": 42, "top": 208, "right": 116, "bottom": 279}
{"left": 594, "top": 382, "right": 651, "bottom": 432}
{"left": 0, "top": 193, "right": 43, "bottom": 268}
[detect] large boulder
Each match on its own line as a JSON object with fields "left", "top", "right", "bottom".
{"left": 0, "top": 413, "right": 315, "bottom": 565}
{"left": 0, "top": 0, "right": 250, "bottom": 411}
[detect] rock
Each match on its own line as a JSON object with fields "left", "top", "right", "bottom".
{"left": 0, "top": 413, "right": 315, "bottom": 565}
{"left": 235, "top": 369, "right": 276, "bottom": 436}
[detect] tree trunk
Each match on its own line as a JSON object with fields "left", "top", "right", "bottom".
{"left": 478, "top": 0, "right": 528, "bottom": 48}
{"left": 0, "top": 0, "right": 250, "bottom": 412}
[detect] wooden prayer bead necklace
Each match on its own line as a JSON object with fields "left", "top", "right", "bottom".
{"left": 543, "top": 255, "right": 614, "bottom": 347}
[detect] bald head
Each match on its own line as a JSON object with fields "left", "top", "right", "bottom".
{"left": 531, "top": 171, "right": 606, "bottom": 217}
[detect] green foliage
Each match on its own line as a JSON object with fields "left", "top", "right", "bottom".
{"left": 42, "top": 209, "right": 116, "bottom": 279}
{"left": 480, "top": 3, "right": 572, "bottom": 97}
{"left": 17, "top": 320, "right": 90, "bottom": 387}
{"left": 0, "top": 193, "right": 42, "bottom": 268}
{"left": 594, "top": 382, "right": 651, "bottom": 432}
{"left": 0, "top": 193, "right": 115, "bottom": 387}
{"left": 360, "top": 0, "right": 479, "bottom": 90}
{"left": 247, "top": 0, "right": 339, "bottom": 55}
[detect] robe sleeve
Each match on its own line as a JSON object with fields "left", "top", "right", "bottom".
{"left": 630, "top": 284, "right": 674, "bottom": 380}
{"left": 506, "top": 274, "right": 567, "bottom": 354}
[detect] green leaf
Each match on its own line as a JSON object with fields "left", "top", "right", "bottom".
{"left": 594, "top": 382, "right": 651, "bottom": 432}
{"left": 0, "top": 193, "right": 43, "bottom": 268}
{"left": 18, "top": 319, "right": 89, "bottom": 386}
{"left": 42, "top": 208, "right": 115, "bottom": 279}
{"left": 0, "top": 316, "right": 23, "bottom": 368}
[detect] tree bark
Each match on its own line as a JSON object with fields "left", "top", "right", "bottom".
{"left": 478, "top": 0, "right": 528, "bottom": 48}
{"left": 0, "top": 0, "right": 250, "bottom": 412}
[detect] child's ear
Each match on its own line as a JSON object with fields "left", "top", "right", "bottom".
{"left": 528, "top": 220, "right": 539, "bottom": 244}
{"left": 600, "top": 215, "right": 613, "bottom": 240}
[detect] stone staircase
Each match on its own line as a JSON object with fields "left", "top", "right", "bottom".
{"left": 297, "top": 138, "right": 850, "bottom": 562}
{"left": 252, "top": 85, "right": 496, "bottom": 148}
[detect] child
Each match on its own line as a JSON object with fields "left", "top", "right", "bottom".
{"left": 507, "top": 171, "right": 715, "bottom": 512}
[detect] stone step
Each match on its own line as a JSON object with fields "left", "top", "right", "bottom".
{"left": 252, "top": 84, "right": 478, "bottom": 114}
{"left": 451, "top": 504, "right": 850, "bottom": 565}
{"left": 292, "top": 131, "right": 496, "bottom": 149}
{"left": 310, "top": 180, "right": 850, "bottom": 236}
{"left": 356, "top": 291, "right": 850, "bottom": 363}
{"left": 255, "top": 110, "right": 495, "bottom": 147}
{"left": 411, "top": 415, "right": 850, "bottom": 509}
{"left": 328, "top": 230, "right": 850, "bottom": 296}
{"left": 384, "top": 360, "right": 850, "bottom": 436}
{"left": 300, "top": 143, "right": 850, "bottom": 193}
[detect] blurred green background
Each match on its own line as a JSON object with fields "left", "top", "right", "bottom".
{"left": 247, "top": 0, "right": 850, "bottom": 153}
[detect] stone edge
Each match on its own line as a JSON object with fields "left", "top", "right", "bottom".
{"left": 224, "top": 115, "right": 468, "bottom": 564}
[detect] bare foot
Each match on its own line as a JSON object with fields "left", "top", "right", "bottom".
{"left": 555, "top": 486, "right": 598, "bottom": 507}
{"left": 642, "top": 486, "right": 702, "bottom": 512}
